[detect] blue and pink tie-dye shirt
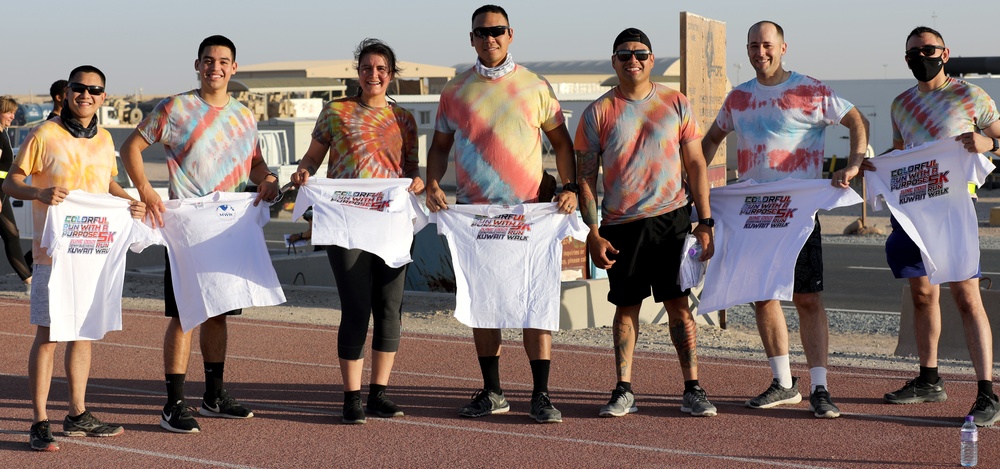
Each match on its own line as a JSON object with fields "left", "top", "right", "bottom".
{"left": 891, "top": 77, "right": 998, "bottom": 148}
{"left": 715, "top": 72, "right": 853, "bottom": 183}
{"left": 137, "top": 91, "right": 261, "bottom": 199}
{"left": 575, "top": 84, "right": 701, "bottom": 225}
{"left": 435, "top": 65, "right": 564, "bottom": 205}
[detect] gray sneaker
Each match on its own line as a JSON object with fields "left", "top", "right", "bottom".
{"left": 458, "top": 389, "right": 509, "bottom": 418}
{"left": 681, "top": 385, "right": 717, "bottom": 417}
{"left": 529, "top": 392, "right": 562, "bottom": 423}
{"left": 808, "top": 386, "right": 841, "bottom": 419}
{"left": 968, "top": 392, "right": 1000, "bottom": 427}
{"left": 746, "top": 377, "right": 802, "bottom": 409}
{"left": 599, "top": 385, "right": 637, "bottom": 417}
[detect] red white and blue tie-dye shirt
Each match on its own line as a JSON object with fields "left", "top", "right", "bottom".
{"left": 890, "top": 77, "right": 998, "bottom": 148}
{"left": 715, "top": 72, "right": 853, "bottom": 183}
{"left": 311, "top": 98, "right": 419, "bottom": 179}
{"left": 137, "top": 91, "right": 261, "bottom": 199}
{"left": 575, "top": 84, "right": 701, "bottom": 225}
{"left": 435, "top": 65, "right": 564, "bottom": 205}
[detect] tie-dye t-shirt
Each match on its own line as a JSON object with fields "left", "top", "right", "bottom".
{"left": 715, "top": 72, "right": 853, "bottom": 183}
{"left": 436, "top": 65, "right": 565, "bottom": 204}
{"left": 137, "top": 91, "right": 261, "bottom": 199}
{"left": 575, "top": 84, "right": 701, "bottom": 225}
{"left": 311, "top": 98, "right": 419, "bottom": 179}
{"left": 12, "top": 120, "right": 117, "bottom": 265}
{"left": 890, "top": 77, "right": 998, "bottom": 148}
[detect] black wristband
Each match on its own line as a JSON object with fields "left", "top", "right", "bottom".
{"left": 698, "top": 217, "right": 715, "bottom": 228}
{"left": 562, "top": 182, "right": 580, "bottom": 194}
{"left": 991, "top": 137, "right": 999, "bottom": 153}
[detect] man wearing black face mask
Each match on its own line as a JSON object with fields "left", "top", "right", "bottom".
{"left": 881, "top": 26, "right": 1000, "bottom": 427}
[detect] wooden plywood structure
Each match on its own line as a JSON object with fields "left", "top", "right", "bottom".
{"left": 680, "top": 12, "right": 728, "bottom": 187}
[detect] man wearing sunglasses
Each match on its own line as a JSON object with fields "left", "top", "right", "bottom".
{"left": 425, "top": 4, "right": 578, "bottom": 423}
{"left": 702, "top": 21, "right": 869, "bottom": 419}
{"left": 121, "top": 35, "right": 280, "bottom": 434}
{"left": 5, "top": 65, "right": 145, "bottom": 451}
{"left": 575, "top": 28, "right": 717, "bottom": 419}
{"left": 879, "top": 26, "right": 999, "bottom": 427}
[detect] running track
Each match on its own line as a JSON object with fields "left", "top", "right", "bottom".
{"left": 0, "top": 297, "right": 995, "bottom": 467}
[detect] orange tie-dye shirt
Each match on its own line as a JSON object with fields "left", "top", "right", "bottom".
{"left": 311, "top": 98, "right": 419, "bottom": 179}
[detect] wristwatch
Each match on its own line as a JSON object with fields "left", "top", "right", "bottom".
{"left": 698, "top": 217, "right": 715, "bottom": 228}
{"left": 265, "top": 172, "right": 279, "bottom": 183}
{"left": 561, "top": 182, "right": 580, "bottom": 194}
{"left": 991, "top": 137, "right": 999, "bottom": 153}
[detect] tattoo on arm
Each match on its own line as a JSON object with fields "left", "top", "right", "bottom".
{"left": 576, "top": 151, "right": 600, "bottom": 226}
{"left": 669, "top": 319, "right": 698, "bottom": 370}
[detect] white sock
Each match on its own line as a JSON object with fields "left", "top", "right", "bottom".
{"left": 809, "top": 367, "right": 828, "bottom": 393}
{"left": 768, "top": 355, "right": 793, "bottom": 388}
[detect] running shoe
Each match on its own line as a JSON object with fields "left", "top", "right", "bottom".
{"left": 884, "top": 377, "right": 947, "bottom": 404}
{"left": 200, "top": 389, "right": 254, "bottom": 419}
{"left": 529, "top": 391, "right": 562, "bottom": 423}
{"left": 968, "top": 392, "right": 1000, "bottom": 427}
{"left": 458, "top": 389, "right": 510, "bottom": 418}
{"left": 681, "top": 385, "right": 718, "bottom": 417}
{"left": 161, "top": 400, "right": 201, "bottom": 434}
{"left": 29, "top": 420, "right": 59, "bottom": 452}
{"left": 367, "top": 390, "right": 404, "bottom": 418}
{"left": 746, "top": 377, "right": 802, "bottom": 409}
{"left": 808, "top": 386, "right": 842, "bottom": 419}
{"left": 599, "top": 385, "right": 637, "bottom": 417}
{"left": 342, "top": 394, "right": 366, "bottom": 425}
{"left": 63, "top": 410, "right": 124, "bottom": 437}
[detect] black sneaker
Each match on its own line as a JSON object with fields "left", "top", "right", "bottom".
{"left": 160, "top": 400, "right": 201, "bottom": 434}
{"left": 367, "top": 391, "right": 404, "bottom": 418}
{"left": 884, "top": 377, "right": 947, "bottom": 404}
{"left": 681, "top": 385, "right": 718, "bottom": 417}
{"left": 458, "top": 389, "right": 510, "bottom": 418}
{"left": 29, "top": 420, "right": 59, "bottom": 452}
{"left": 808, "top": 386, "right": 841, "bottom": 419}
{"left": 63, "top": 410, "right": 124, "bottom": 437}
{"left": 342, "top": 394, "right": 366, "bottom": 425}
{"left": 529, "top": 392, "right": 562, "bottom": 424}
{"left": 200, "top": 389, "right": 254, "bottom": 419}
{"left": 746, "top": 377, "right": 802, "bottom": 409}
{"left": 968, "top": 392, "right": 1000, "bottom": 427}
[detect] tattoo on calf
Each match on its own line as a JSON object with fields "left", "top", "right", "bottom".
{"left": 614, "top": 322, "right": 634, "bottom": 377}
{"left": 669, "top": 319, "right": 698, "bottom": 369}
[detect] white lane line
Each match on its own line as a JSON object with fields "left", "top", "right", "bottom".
{"left": 848, "top": 266, "right": 1000, "bottom": 275}
{"left": 779, "top": 305, "right": 900, "bottom": 315}
{"left": 0, "top": 429, "right": 259, "bottom": 468}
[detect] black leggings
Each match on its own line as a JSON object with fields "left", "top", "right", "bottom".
{"left": 327, "top": 246, "right": 406, "bottom": 360}
{"left": 0, "top": 193, "right": 32, "bottom": 281}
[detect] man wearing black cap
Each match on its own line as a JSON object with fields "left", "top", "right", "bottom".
{"left": 575, "top": 28, "right": 717, "bottom": 418}
{"left": 702, "top": 20, "right": 868, "bottom": 419}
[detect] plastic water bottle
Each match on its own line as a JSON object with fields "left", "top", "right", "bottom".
{"left": 961, "top": 415, "right": 978, "bottom": 467}
{"left": 688, "top": 243, "right": 702, "bottom": 259}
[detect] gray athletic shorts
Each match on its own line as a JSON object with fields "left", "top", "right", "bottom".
{"left": 29, "top": 264, "right": 52, "bottom": 327}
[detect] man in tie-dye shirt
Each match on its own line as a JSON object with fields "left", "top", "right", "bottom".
{"left": 425, "top": 4, "right": 578, "bottom": 424}
{"left": 575, "top": 28, "right": 717, "bottom": 419}
{"left": 702, "top": 21, "right": 869, "bottom": 419}
{"left": 121, "top": 35, "right": 280, "bottom": 434}
{"left": 880, "top": 26, "right": 999, "bottom": 427}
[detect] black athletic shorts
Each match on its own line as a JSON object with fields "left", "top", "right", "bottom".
{"left": 163, "top": 251, "right": 242, "bottom": 318}
{"left": 599, "top": 205, "right": 692, "bottom": 306}
{"left": 793, "top": 219, "right": 824, "bottom": 294}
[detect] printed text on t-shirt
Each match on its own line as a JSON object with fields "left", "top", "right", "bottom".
{"left": 330, "top": 191, "right": 391, "bottom": 211}
{"left": 889, "top": 160, "right": 950, "bottom": 204}
{"left": 740, "top": 196, "right": 797, "bottom": 229}
{"left": 472, "top": 214, "right": 532, "bottom": 241}
{"left": 63, "top": 215, "right": 116, "bottom": 254}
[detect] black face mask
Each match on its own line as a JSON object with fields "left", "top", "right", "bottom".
{"left": 907, "top": 55, "right": 944, "bottom": 83}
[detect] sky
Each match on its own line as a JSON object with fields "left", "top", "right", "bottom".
{"left": 4, "top": 0, "right": 995, "bottom": 98}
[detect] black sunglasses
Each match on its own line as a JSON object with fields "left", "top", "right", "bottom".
{"left": 615, "top": 50, "right": 651, "bottom": 62}
{"left": 905, "top": 45, "right": 945, "bottom": 59}
{"left": 68, "top": 83, "right": 105, "bottom": 95}
{"left": 473, "top": 25, "right": 510, "bottom": 39}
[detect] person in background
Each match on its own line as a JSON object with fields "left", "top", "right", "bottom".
{"left": 47, "top": 80, "right": 67, "bottom": 120}
{"left": 0, "top": 95, "right": 33, "bottom": 291}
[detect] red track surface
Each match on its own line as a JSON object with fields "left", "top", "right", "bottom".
{"left": 0, "top": 297, "right": 996, "bottom": 467}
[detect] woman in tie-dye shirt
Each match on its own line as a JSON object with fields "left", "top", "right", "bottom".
{"left": 289, "top": 38, "right": 421, "bottom": 425}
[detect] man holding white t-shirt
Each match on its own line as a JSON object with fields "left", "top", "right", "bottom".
{"left": 877, "top": 26, "right": 999, "bottom": 427}
{"left": 702, "top": 20, "right": 869, "bottom": 418}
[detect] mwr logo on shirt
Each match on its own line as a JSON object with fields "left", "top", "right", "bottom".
{"left": 330, "top": 191, "right": 391, "bottom": 211}
{"left": 472, "top": 214, "right": 532, "bottom": 241}
{"left": 889, "top": 159, "right": 950, "bottom": 204}
{"left": 740, "top": 195, "right": 797, "bottom": 229}
{"left": 216, "top": 204, "right": 237, "bottom": 221}
{"left": 62, "top": 215, "right": 116, "bottom": 254}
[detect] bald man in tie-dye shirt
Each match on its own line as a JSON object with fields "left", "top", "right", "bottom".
{"left": 575, "top": 27, "right": 717, "bottom": 420}
{"left": 424, "top": 5, "right": 577, "bottom": 424}
{"left": 881, "top": 26, "right": 1000, "bottom": 427}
